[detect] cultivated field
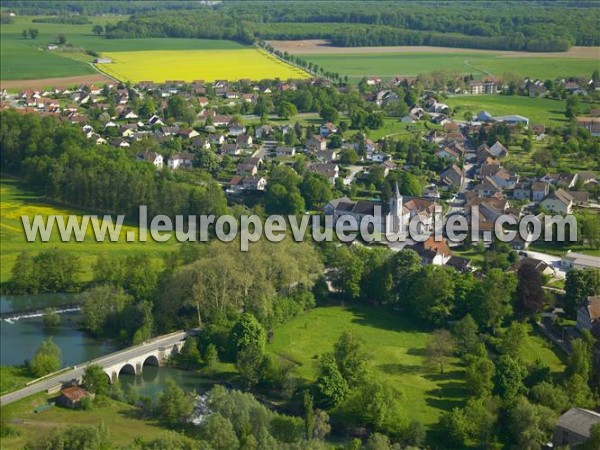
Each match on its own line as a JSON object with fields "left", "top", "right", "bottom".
{"left": 269, "top": 40, "right": 600, "bottom": 80}
{"left": 0, "top": 179, "right": 177, "bottom": 283}
{"left": 1, "top": 16, "right": 308, "bottom": 86}
{"left": 97, "top": 49, "right": 310, "bottom": 82}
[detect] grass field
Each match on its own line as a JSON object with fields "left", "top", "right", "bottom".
{"left": 0, "top": 393, "right": 183, "bottom": 448}
{"left": 98, "top": 48, "right": 310, "bottom": 82}
{"left": 0, "top": 178, "right": 177, "bottom": 284}
{"left": 267, "top": 305, "right": 566, "bottom": 428}
{"left": 446, "top": 95, "right": 568, "bottom": 126}
{"left": 300, "top": 50, "right": 599, "bottom": 81}
{"left": 267, "top": 305, "right": 465, "bottom": 426}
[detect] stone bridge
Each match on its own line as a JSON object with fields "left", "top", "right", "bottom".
{"left": 0, "top": 329, "right": 197, "bottom": 406}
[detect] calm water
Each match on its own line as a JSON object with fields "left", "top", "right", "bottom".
{"left": 119, "top": 366, "right": 208, "bottom": 397}
{"left": 1, "top": 294, "right": 205, "bottom": 395}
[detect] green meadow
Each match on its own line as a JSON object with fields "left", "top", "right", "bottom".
{"left": 302, "top": 52, "right": 599, "bottom": 81}
{"left": 447, "top": 95, "right": 568, "bottom": 126}
{"left": 0, "top": 178, "right": 177, "bottom": 283}
{"left": 0, "top": 16, "right": 247, "bottom": 80}
{"left": 267, "top": 305, "right": 565, "bottom": 428}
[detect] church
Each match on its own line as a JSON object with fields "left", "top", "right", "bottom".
{"left": 323, "top": 183, "right": 438, "bottom": 235}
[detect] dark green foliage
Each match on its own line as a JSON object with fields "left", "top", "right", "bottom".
{"left": 29, "top": 337, "right": 62, "bottom": 377}
{"left": 82, "top": 364, "right": 110, "bottom": 396}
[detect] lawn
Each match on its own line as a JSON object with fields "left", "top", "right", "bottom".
{"left": 302, "top": 52, "right": 599, "bottom": 80}
{"left": 98, "top": 48, "right": 309, "bottom": 82}
{"left": 446, "top": 95, "right": 568, "bottom": 126}
{"left": 267, "top": 305, "right": 467, "bottom": 427}
{"left": 0, "top": 178, "right": 177, "bottom": 284}
{"left": 0, "top": 393, "right": 183, "bottom": 449}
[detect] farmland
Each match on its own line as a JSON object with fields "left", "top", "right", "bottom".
{"left": 270, "top": 40, "right": 600, "bottom": 80}
{"left": 98, "top": 48, "right": 310, "bottom": 83}
{"left": 0, "top": 178, "right": 177, "bottom": 284}
{"left": 1, "top": 16, "right": 308, "bottom": 83}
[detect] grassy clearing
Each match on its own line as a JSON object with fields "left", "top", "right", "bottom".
{"left": 447, "top": 95, "right": 568, "bottom": 126}
{"left": 267, "top": 305, "right": 467, "bottom": 426}
{"left": 98, "top": 48, "right": 309, "bottom": 82}
{"left": 0, "top": 178, "right": 177, "bottom": 284}
{"left": 518, "top": 324, "right": 566, "bottom": 374}
{"left": 0, "top": 394, "right": 179, "bottom": 449}
{"left": 302, "top": 52, "right": 599, "bottom": 80}
{"left": 0, "top": 366, "right": 34, "bottom": 396}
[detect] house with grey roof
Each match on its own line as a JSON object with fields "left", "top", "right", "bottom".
{"left": 553, "top": 408, "right": 600, "bottom": 448}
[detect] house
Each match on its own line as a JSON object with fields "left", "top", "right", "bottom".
{"left": 406, "top": 236, "right": 453, "bottom": 266}
{"left": 308, "top": 163, "right": 339, "bottom": 184}
{"left": 540, "top": 172, "right": 578, "bottom": 188}
{"left": 576, "top": 117, "right": 600, "bottom": 136}
{"left": 275, "top": 146, "right": 296, "bottom": 157}
{"left": 237, "top": 163, "right": 258, "bottom": 176}
{"left": 209, "top": 134, "right": 225, "bottom": 145}
{"left": 569, "top": 191, "right": 590, "bottom": 206}
{"left": 540, "top": 189, "right": 573, "bottom": 214}
{"left": 242, "top": 176, "right": 267, "bottom": 191}
{"left": 255, "top": 125, "right": 272, "bottom": 139}
{"left": 59, "top": 386, "right": 93, "bottom": 408}
{"left": 221, "top": 143, "right": 241, "bottom": 156}
{"left": 319, "top": 122, "right": 338, "bottom": 137}
{"left": 137, "top": 151, "right": 164, "bottom": 168}
{"left": 168, "top": 152, "right": 194, "bottom": 169}
{"left": 577, "top": 296, "right": 600, "bottom": 334}
{"left": 148, "top": 114, "right": 164, "bottom": 127}
{"left": 440, "top": 164, "right": 464, "bottom": 188}
{"left": 178, "top": 129, "right": 200, "bottom": 139}
{"left": 435, "top": 147, "right": 461, "bottom": 162}
{"left": 228, "top": 122, "right": 246, "bottom": 136}
{"left": 306, "top": 135, "right": 327, "bottom": 151}
{"left": 561, "top": 251, "right": 600, "bottom": 271}
{"left": 191, "top": 136, "right": 211, "bottom": 150}
{"left": 469, "top": 81, "right": 483, "bottom": 95}
{"left": 531, "top": 181, "right": 549, "bottom": 202}
{"left": 119, "top": 109, "right": 138, "bottom": 120}
{"left": 488, "top": 141, "right": 509, "bottom": 158}
{"left": 446, "top": 256, "right": 472, "bottom": 272}
{"left": 197, "top": 97, "right": 209, "bottom": 107}
{"left": 366, "top": 77, "right": 382, "bottom": 86}
{"left": 472, "top": 177, "right": 502, "bottom": 198}
{"left": 236, "top": 133, "right": 253, "bottom": 148}
{"left": 508, "top": 257, "right": 554, "bottom": 277}
{"left": 553, "top": 408, "right": 600, "bottom": 448}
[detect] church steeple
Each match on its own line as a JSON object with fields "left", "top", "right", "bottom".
{"left": 388, "top": 181, "right": 403, "bottom": 233}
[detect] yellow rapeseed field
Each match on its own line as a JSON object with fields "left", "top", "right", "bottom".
{"left": 97, "top": 49, "right": 310, "bottom": 82}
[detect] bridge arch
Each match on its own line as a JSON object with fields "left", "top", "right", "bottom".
{"left": 143, "top": 354, "right": 160, "bottom": 367}
{"left": 118, "top": 363, "right": 136, "bottom": 377}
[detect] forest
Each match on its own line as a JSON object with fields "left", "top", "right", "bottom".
{"left": 4, "top": 1, "right": 599, "bottom": 51}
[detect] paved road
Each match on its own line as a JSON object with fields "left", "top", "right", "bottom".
{"left": 0, "top": 330, "right": 191, "bottom": 406}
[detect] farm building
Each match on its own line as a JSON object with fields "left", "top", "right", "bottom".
{"left": 58, "top": 386, "right": 93, "bottom": 409}
{"left": 94, "top": 58, "right": 113, "bottom": 64}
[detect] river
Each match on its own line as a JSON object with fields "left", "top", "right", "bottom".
{"left": 1, "top": 294, "right": 204, "bottom": 396}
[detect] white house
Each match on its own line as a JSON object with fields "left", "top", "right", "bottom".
{"left": 540, "top": 189, "right": 573, "bottom": 214}
{"left": 275, "top": 146, "right": 296, "bottom": 157}
{"left": 168, "top": 152, "right": 194, "bottom": 169}
{"left": 137, "top": 151, "right": 163, "bottom": 168}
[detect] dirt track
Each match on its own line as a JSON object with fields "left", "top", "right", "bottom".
{"left": 0, "top": 74, "right": 113, "bottom": 90}
{"left": 268, "top": 40, "right": 600, "bottom": 59}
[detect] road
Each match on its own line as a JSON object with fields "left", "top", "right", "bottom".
{"left": 0, "top": 330, "right": 191, "bottom": 406}
{"left": 343, "top": 165, "right": 362, "bottom": 185}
